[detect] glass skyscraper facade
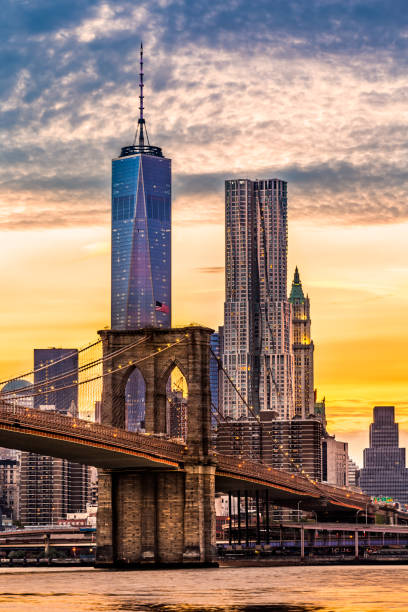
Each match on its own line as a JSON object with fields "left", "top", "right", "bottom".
{"left": 111, "top": 151, "right": 171, "bottom": 329}
{"left": 34, "top": 348, "right": 78, "bottom": 414}
{"left": 360, "top": 406, "right": 408, "bottom": 505}
{"left": 111, "top": 46, "right": 172, "bottom": 431}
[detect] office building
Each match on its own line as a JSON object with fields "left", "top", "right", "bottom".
{"left": 322, "top": 434, "right": 349, "bottom": 486}
{"left": 111, "top": 45, "right": 171, "bottom": 330}
{"left": 221, "top": 178, "right": 293, "bottom": 420}
{"left": 34, "top": 348, "right": 78, "bottom": 414}
{"left": 111, "top": 46, "right": 171, "bottom": 431}
{"left": 19, "top": 351, "right": 90, "bottom": 525}
{"left": 348, "top": 458, "right": 360, "bottom": 488}
{"left": 210, "top": 331, "right": 221, "bottom": 424}
{"left": 359, "top": 406, "right": 408, "bottom": 504}
{"left": 289, "top": 267, "right": 314, "bottom": 418}
{"left": 0, "top": 459, "right": 20, "bottom": 523}
{"left": 19, "top": 447, "right": 91, "bottom": 526}
{"left": 0, "top": 379, "right": 33, "bottom": 462}
{"left": 167, "top": 390, "right": 187, "bottom": 440}
{"left": 216, "top": 413, "right": 323, "bottom": 482}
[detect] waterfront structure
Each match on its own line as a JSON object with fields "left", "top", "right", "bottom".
{"left": 221, "top": 178, "right": 293, "bottom": 419}
{"left": 0, "top": 459, "right": 20, "bottom": 523}
{"left": 360, "top": 406, "right": 408, "bottom": 504}
{"left": 19, "top": 442, "right": 91, "bottom": 525}
{"left": 289, "top": 268, "right": 314, "bottom": 418}
{"left": 322, "top": 434, "right": 349, "bottom": 486}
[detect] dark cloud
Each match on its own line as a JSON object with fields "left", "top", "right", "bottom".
{"left": 0, "top": 1, "right": 407, "bottom": 230}
{"left": 196, "top": 266, "right": 225, "bottom": 274}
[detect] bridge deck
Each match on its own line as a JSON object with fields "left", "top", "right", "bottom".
{"left": 0, "top": 402, "right": 377, "bottom": 515}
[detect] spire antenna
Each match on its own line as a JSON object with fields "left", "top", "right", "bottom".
{"left": 138, "top": 42, "right": 145, "bottom": 147}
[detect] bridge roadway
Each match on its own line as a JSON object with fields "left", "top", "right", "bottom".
{"left": 0, "top": 401, "right": 376, "bottom": 517}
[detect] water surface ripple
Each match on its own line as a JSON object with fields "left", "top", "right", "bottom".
{"left": 0, "top": 566, "right": 406, "bottom": 611}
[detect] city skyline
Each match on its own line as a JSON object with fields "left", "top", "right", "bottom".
{"left": 0, "top": 1, "right": 407, "bottom": 464}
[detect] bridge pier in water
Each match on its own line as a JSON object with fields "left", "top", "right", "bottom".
{"left": 96, "top": 326, "right": 217, "bottom": 568}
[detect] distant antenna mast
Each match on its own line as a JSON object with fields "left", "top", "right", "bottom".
{"left": 138, "top": 42, "right": 145, "bottom": 147}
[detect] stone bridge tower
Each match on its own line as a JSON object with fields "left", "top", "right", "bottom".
{"left": 96, "top": 326, "right": 217, "bottom": 567}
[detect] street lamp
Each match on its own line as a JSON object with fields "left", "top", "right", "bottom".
{"left": 297, "top": 500, "right": 302, "bottom": 522}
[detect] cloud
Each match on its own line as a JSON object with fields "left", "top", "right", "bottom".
{"left": 0, "top": 1, "right": 407, "bottom": 230}
{"left": 196, "top": 266, "right": 224, "bottom": 274}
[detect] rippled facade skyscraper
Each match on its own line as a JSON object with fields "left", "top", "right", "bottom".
{"left": 221, "top": 178, "right": 294, "bottom": 420}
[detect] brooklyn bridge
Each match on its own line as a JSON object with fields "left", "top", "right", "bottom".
{"left": 0, "top": 326, "right": 406, "bottom": 567}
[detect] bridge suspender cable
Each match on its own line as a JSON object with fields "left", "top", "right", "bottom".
{"left": 0, "top": 336, "right": 149, "bottom": 398}
{"left": 2, "top": 336, "right": 189, "bottom": 401}
{"left": 0, "top": 339, "right": 103, "bottom": 387}
{"left": 210, "top": 346, "right": 323, "bottom": 489}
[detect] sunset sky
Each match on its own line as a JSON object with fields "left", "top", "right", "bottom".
{"left": 0, "top": 1, "right": 407, "bottom": 463}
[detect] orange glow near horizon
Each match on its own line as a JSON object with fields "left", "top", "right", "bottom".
{"left": 0, "top": 213, "right": 407, "bottom": 464}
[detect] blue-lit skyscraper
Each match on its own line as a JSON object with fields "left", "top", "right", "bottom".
{"left": 111, "top": 45, "right": 171, "bottom": 330}
{"left": 111, "top": 45, "right": 171, "bottom": 431}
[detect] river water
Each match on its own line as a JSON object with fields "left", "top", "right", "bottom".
{"left": 0, "top": 566, "right": 406, "bottom": 611}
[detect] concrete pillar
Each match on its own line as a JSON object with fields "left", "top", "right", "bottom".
{"left": 354, "top": 530, "right": 359, "bottom": 559}
{"left": 300, "top": 525, "right": 305, "bottom": 560}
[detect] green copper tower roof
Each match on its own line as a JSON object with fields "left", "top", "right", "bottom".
{"left": 289, "top": 266, "right": 305, "bottom": 303}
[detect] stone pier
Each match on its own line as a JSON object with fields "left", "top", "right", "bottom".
{"left": 95, "top": 326, "right": 217, "bottom": 568}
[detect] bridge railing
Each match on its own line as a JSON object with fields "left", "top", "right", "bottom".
{"left": 216, "top": 453, "right": 371, "bottom": 506}
{"left": 0, "top": 400, "right": 185, "bottom": 462}
{"left": 216, "top": 454, "right": 320, "bottom": 495}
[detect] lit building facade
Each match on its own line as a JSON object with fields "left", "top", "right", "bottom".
{"left": 289, "top": 267, "right": 314, "bottom": 418}
{"left": 34, "top": 348, "right": 78, "bottom": 414}
{"left": 111, "top": 47, "right": 171, "bottom": 330}
{"left": 359, "top": 406, "right": 408, "bottom": 504}
{"left": 322, "top": 434, "right": 349, "bottom": 487}
{"left": 111, "top": 150, "right": 171, "bottom": 330}
{"left": 215, "top": 413, "right": 323, "bottom": 482}
{"left": 19, "top": 351, "right": 90, "bottom": 525}
{"left": 111, "top": 46, "right": 171, "bottom": 432}
{"left": 221, "top": 178, "right": 293, "bottom": 419}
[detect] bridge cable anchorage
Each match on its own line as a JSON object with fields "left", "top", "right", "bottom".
{"left": 0, "top": 339, "right": 103, "bottom": 388}
{"left": 3, "top": 336, "right": 189, "bottom": 404}
{"left": 211, "top": 347, "right": 324, "bottom": 490}
{"left": 0, "top": 336, "right": 150, "bottom": 399}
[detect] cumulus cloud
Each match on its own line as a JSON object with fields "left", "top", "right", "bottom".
{"left": 0, "top": 0, "right": 407, "bottom": 229}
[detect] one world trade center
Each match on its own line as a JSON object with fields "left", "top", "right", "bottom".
{"left": 110, "top": 45, "right": 171, "bottom": 431}
{"left": 111, "top": 44, "right": 171, "bottom": 331}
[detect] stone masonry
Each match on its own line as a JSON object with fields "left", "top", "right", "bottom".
{"left": 96, "top": 326, "right": 217, "bottom": 567}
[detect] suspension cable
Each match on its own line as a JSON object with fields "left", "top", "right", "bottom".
{"left": 1, "top": 336, "right": 149, "bottom": 398}
{"left": 0, "top": 339, "right": 102, "bottom": 387}
{"left": 4, "top": 336, "right": 189, "bottom": 401}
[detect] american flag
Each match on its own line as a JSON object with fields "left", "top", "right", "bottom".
{"left": 155, "top": 300, "right": 169, "bottom": 314}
